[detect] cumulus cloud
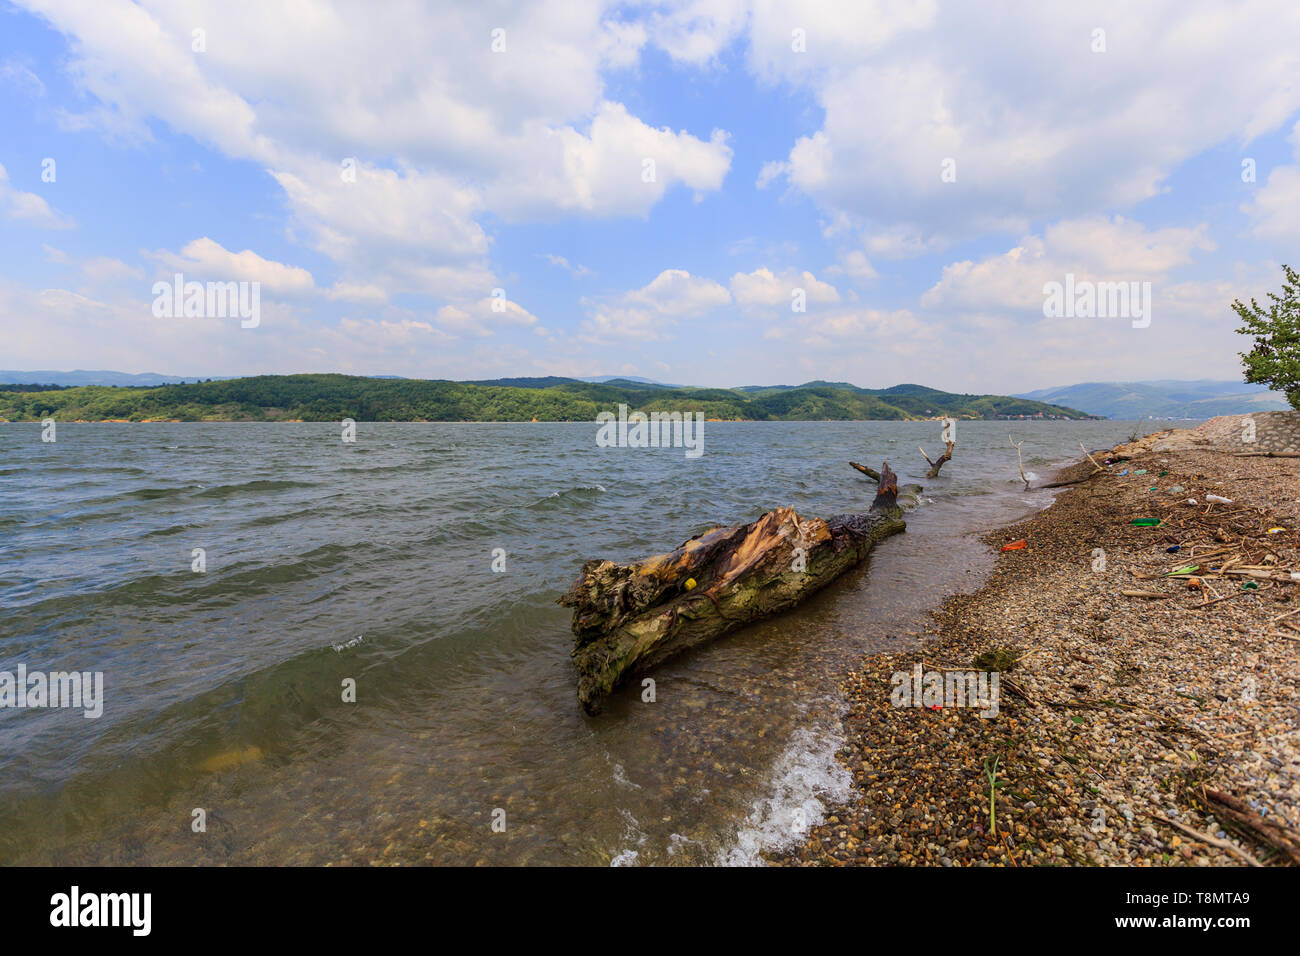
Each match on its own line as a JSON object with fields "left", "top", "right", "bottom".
{"left": 922, "top": 217, "right": 1216, "bottom": 312}
{"left": 1244, "top": 120, "right": 1300, "bottom": 245}
{"left": 17, "top": 0, "right": 733, "bottom": 304}
{"left": 434, "top": 295, "right": 540, "bottom": 338}
{"left": 148, "top": 238, "right": 316, "bottom": 295}
{"left": 747, "top": 0, "right": 1300, "bottom": 248}
{"left": 730, "top": 267, "right": 839, "bottom": 309}
{"left": 582, "top": 268, "right": 731, "bottom": 341}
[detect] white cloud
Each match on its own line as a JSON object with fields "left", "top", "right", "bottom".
{"left": 1, "top": 58, "right": 46, "bottom": 97}
{"left": 148, "top": 238, "right": 316, "bottom": 295}
{"left": 325, "top": 282, "right": 388, "bottom": 305}
{"left": 825, "top": 251, "right": 878, "bottom": 282}
{"left": 730, "top": 267, "right": 839, "bottom": 308}
{"left": 644, "top": 0, "right": 750, "bottom": 64}
{"left": 434, "top": 296, "right": 540, "bottom": 337}
{"left": 539, "top": 253, "right": 593, "bottom": 277}
{"left": 748, "top": 0, "right": 1300, "bottom": 248}
{"left": 81, "top": 256, "right": 143, "bottom": 282}
{"left": 17, "top": 0, "right": 733, "bottom": 305}
{"left": 922, "top": 217, "right": 1216, "bottom": 311}
{"left": 485, "top": 101, "right": 732, "bottom": 219}
{"left": 0, "top": 162, "right": 72, "bottom": 228}
{"left": 582, "top": 268, "right": 731, "bottom": 340}
{"left": 1244, "top": 120, "right": 1300, "bottom": 245}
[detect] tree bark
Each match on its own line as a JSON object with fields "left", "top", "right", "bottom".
{"left": 560, "top": 463, "right": 909, "bottom": 713}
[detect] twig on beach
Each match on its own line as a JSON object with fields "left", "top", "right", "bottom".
{"left": 983, "top": 756, "right": 1001, "bottom": 838}
{"left": 1150, "top": 813, "right": 1261, "bottom": 866}
{"left": 1121, "top": 589, "right": 1173, "bottom": 600}
{"left": 1078, "top": 442, "right": 1105, "bottom": 474}
{"left": 1198, "top": 788, "right": 1300, "bottom": 866}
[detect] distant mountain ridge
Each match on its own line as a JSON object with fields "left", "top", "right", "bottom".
{"left": 0, "top": 369, "right": 217, "bottom": 387}
{"left": 0, "top": 374, "right": 1094, "bottom": 422}
{"left": 1015, "top": 380, "right": 1292, "bottom": 419}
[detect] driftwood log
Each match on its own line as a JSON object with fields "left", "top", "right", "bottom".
{"left": 560, "top": 463, "right": 917, "bottom": 714}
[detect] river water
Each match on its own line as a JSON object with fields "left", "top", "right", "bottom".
{"left": 0, "top": 419, "right": 1170, "bottom": 865}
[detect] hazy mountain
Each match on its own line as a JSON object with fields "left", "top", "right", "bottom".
{"left": 1016, "top": 380, "right": 1292, "bottom": 419}
{"left": 0, "top": 369, "right": 211, "bottom": 387}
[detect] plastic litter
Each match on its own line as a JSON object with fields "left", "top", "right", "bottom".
{"left": 1166, "top": 545, "right": 1181, "bottom": 553}
{"left": 1117, "top": 470, "right": 1129, "bottom": 476}
{"left": 1242, "top": 581, "right": 1260, "bottom": 590}
{"left": 1205, "top": 494, "right": 1233, "bottom": 504}
{"left": 1001, "top": 540, "right": 1027, "bottom": 551}
{"left": 1131, "top": 518, "right": 1161, "bottom": 526}
{"left": 1134, "top": 469, "right": 1148, "bottom": 475}
{"left": 1169, "top": 485, "right": 1184, "bottom": 493}
{"left": 1267, "top": 527, "right": 1286, "bottom": 534}
{"left": 684, "top": 578, "right": 697, "bottom": 590}
{"left": 1166, "top": 565, "right": 1199, "bottom": 576}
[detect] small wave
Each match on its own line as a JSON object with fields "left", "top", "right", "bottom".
{"left": 126, "top": 486, "right": 195, "bottom": 501}
{"left": 531, "top": 484, "right": 607, "bottom": 508}
{"left": 193, "top": 479, "right": 316, "bottom": 499}
{"left": 608, "top": 808, "right": 646, "bottom": 867}
{"left": 716, "top": 713, "right": 852, "bottom": 866}
{"left": 611, "top": 763, "right": 641, "bottom": 791}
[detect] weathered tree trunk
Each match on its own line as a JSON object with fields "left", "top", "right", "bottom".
{"left": 919, "top": 440, "right": 954, "bottom": 478}
{"left": 560, "top": 463, "right": 911, "bottom": 713}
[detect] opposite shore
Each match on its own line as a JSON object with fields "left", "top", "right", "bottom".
{"left": 775, "top": 415, "right": 1300, "bottom": 866}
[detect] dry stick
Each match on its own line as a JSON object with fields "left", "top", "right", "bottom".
{"left": 1010, "top": 435, "right": 1029, "bottom": 490}
{"left": 1078, "top": 441, "right": 1105, "bottom": 474}
{"left": 1202, "top": 788, "right": 1300, "bottom": 865}
{"left": 1149, "top": 813, "right": 1262, "bottom": 866}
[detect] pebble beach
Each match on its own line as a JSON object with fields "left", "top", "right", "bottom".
{"left": 773, "top": 415, "right": 1300, "bottom": 867}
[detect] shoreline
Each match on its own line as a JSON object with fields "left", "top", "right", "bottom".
{"left": 773, "top": 423, "right": 1300, "bottom": 866}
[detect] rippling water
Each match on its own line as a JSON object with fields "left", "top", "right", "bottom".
{"left": 0, "top": 419, "right": 1170, "bottom": 865}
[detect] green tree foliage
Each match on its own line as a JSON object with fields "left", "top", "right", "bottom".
{"left": 1235, "top": 264, "right": 1300, "bottom": 410}
{"left": 0, "top": 374, "right": 1093, "bottom": 422}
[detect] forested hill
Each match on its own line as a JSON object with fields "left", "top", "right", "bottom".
{"left": 0, "top": 374, "right": 1095, "bottom": 422}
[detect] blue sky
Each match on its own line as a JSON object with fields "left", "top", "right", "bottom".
{"left": 1, "top": 1, "right": 1298, "bottom": 392}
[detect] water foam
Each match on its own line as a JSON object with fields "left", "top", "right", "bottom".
{"left": 716, "top": 707, "right": 853, "bottom": 866}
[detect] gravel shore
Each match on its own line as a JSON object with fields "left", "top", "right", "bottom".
{"left": 772, "top": 423, "right": 1300, "bottom": 866}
